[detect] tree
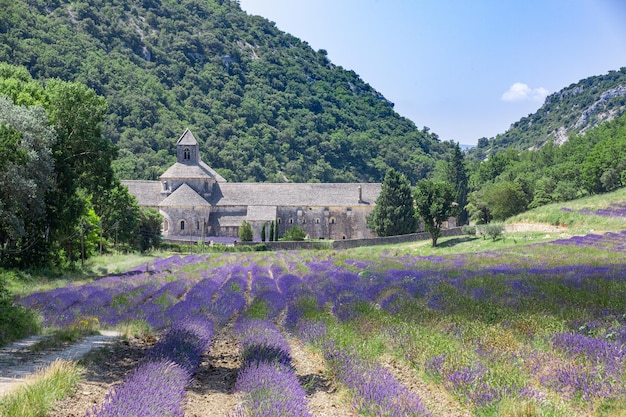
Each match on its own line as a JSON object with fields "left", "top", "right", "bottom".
{"left": 367, "top": 169, "right": 417, "bottom": 237}
{"left": 269, "top": 221, "right": 275, "bottom": 242}
{"left": 0, "top": 64, "right": 120, "bottom": 267}
{"left": 466, "top": 190, "right": 492, "bottom": 225}
{"left": 92, "top": 180, "right": 141, "bottom": 252}
{"left": 482, "top": 180, "right": 528, "bottom": 221}
{"left": 435, "top": 142, "right": 468, "bottom": 224}
{"left": 239, "top": 220, "right": 253, "bottom": 242}
{"left": 261, "top": 222, "right": 266, "bottom": 242}
{"left": 137, "top": 208, "right": 162, "bottom": 253}
{"left": 414, "top": 180, "right": 458, "bottom": 247}
{"left": 0, "top": 96, "right": 56, "bottom": 266}
{"left": 283, "top": 225, "right": 306, "bottom": 241}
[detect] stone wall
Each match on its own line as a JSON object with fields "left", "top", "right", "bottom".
{"left": 275, "top": 205, "right": 376, "bottom": 240}
{"left": 234, "top": 227, "right": 463, "bottom": 250}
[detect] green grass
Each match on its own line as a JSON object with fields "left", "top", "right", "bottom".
{"left": 508, "top": 187, "right": 626, "bottom": 230}
{"left": 114, "top": 320, "right": 153, "bottom": 340}
{"left": 30, "top": 319, "right": 101, "bottom": 353}
{"left": 0, "top": 360, "right": 82, "bottom": 417}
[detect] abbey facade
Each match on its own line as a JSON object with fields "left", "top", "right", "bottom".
{"left": 123, "top": 129, "right": 382, "bottom": 241}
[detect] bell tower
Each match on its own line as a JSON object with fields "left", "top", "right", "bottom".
{"left": 176, "top": 128, "right": 199, "bottom": 164}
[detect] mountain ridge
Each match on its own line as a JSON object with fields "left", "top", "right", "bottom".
{"left": 473, "top": 67, "right": 626, "bottom": 158}
{"left": 0, "top": 0, "right": 451, "bottom": 184}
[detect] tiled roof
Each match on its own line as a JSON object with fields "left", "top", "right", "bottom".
{"left": 214, "top": 214, "right": 246, "bottom": 227}
{"left": 159, "top": 183, "right": 211, "bottom": 207}
{"left": 209, "top": 183, "right": 381, "bottom": 207}
{"left": 246, "top": 205, "right": 277, "bottom": 221}
{"left": 122, "top": 181, "right": 162, "bottom": 207}
{"left": 160, "top": 161, "right": 227, "bottom": 182}
{"left": 123, "top": 181, "right": 382, "bottom": 209}
{"left": 177, "top": 128, "right": 198, "bottom": 146}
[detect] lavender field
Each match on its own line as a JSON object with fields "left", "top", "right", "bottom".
{"left": 16, "top": 229, "right": 626, "bottom": 416}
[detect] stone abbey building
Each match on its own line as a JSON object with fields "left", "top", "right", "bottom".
{"left": 123, "top": 129, "right": 382, "bottom": 241}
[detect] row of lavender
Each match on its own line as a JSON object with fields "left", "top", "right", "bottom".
{"left": 232, "top": 319, "right": 310, "bottom": 416}
{"left": 562, "top": 203, "right": 626, "bottom": 217}
{"left": 88, "top": 317, "right": 214, "bottom": 416}
{"left": 18, "top": 254, "right": 252, "bottom": 329}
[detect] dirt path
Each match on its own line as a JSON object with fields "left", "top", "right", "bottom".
{"left": 184, "top": 326, "right": 242, "bottom": 416}
{"left": 0, "top": 331, "right": 120, "bottom": 398}
{"left": 287, "top": 335, "right": 354, "bottom": 417}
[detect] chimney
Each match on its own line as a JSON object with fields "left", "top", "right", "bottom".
{"left": 358, "top": 185, "right": 363, "bottom": 203}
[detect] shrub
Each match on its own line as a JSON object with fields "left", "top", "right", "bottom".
{"left": 0, "top": 274, "right": 41, "bottom": 347}
{"left": 462, "top": 225, "right": 476, "bottom": 236}
{"left": 485, "top": 223, "right": 505, "bottom": 241}
{"left": 239, "top": 220, "right": 253, "bottom": 242}
{"left": 283, "top": 226, "right": 306, "bottom": 241}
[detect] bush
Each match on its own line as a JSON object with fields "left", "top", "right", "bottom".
{"left": 282, "top": 226, "right": 306, "bottom": 241}
{"left": 239, "top": 220, "right": 253, "bottom": 242}
{"left": 485, "top": 223, "right": 505, "bottom": 241}
{"left": 0, "top": 274, "right": 41, "bottom": 347}
{"left": 462, "top": 225, "right": 476, "bottom": 236}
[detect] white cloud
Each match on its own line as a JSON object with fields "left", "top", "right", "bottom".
{"left": 501, "top": 82, "right": 549, "bottom": 102}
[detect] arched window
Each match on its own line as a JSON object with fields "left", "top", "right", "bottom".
{"left": 180, "top": 220, "right": 185, "bottom": 231}
{"left": 330, "top": 217, "right": 336, "bottom": 224}
{"left": 277, "top": 218, "right": 282, "bottom": 224}
{"left": 163, "top": 220, "right": 169, "bottom": 232}
{"left": 315, "top": 218, "right": 320, "bottom": 224}
{"left": 289, "top": 218, "right": 293, "bottom": 224}
{"left": 183, "top": 147, "right": 191, "bottom": 160}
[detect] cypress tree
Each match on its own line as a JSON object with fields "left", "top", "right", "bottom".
{"left": 274, "top": 219, "right": 279, "bottom": 241}
{"left": 269, "top": 221, "right": 274, "bottom": 242}
{"left": 366, "top": 169, "right": 418, "bottom": 237}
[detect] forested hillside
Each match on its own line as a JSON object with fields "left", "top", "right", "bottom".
{"left": 0, "top": 0, "right": 450, "bottom": 183}
{"left": 472, "top": 68, "right": 626, "bottom": 158}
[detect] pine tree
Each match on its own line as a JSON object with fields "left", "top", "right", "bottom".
{"left": 366, "top": 169, "right": 417, "bottom": 237}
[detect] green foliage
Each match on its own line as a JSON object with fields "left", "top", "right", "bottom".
{"left": 137, "top": 208, "right": 163, "bottom": 252}
{"left": 0, "top": 64, "right": 126, "bottom": 268}
{"left": 462, "top": 225, "right": 476, "bottom": 236}
{"left": 0, "top": 273, "right": 41, "bottom": 347}
{"left": 269, "top": 221, "right": 275, "bottom": 242}
{"left": 0, "top": 96, "right": 56, "bottom": 266}
{"left": 0, "top": 359, "right": 82, "bottom": 417}
{"left": 484, "top": 222, "right": 505, "bottom": 241}
{"left": 481, "top": 181, "right": 529, "bottom": 221}
{"left": 0, "top": 0, "right": 452, "bottom": 184}
{"left": 435, "top": 142, "right": 469, "bottom": 224}
{"left": 414, "top": 180, "right": 458, "bottom": 247}
{"left": 283, "top": 225, "right": 306, "bottom": 241}
{"left": 238, "top": 220, "right": 253, "bottom": 242}
{"left": 260, "top": 222, "right": 266, "bottom": 242}
{"left": 367, "top": 169, "right": 417, "bottom": 237}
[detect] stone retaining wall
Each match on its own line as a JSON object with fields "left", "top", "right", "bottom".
{"left": 234, "top": 227, "right": 464, "bottom": 251}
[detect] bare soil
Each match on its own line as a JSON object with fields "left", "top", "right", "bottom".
{"left": 4, "top": 329, "right": 470, "bottom": 417}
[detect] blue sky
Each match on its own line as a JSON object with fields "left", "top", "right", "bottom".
{"left": 238, "top": 0, "right": 626, "bottom": 145}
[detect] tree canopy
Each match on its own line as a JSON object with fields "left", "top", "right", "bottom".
{"left": 414, "top": 180, "right": 458, "bottom": 247}
{"left": 0, "top": 0, "right": 453, "bottom": 184}
{"left": 0, "top": 63, "right": 148, "bottom": 267}
{"left": 367, "top": 169, "right": 417, "bottom": 237}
